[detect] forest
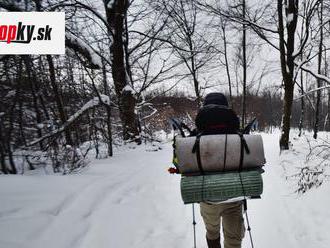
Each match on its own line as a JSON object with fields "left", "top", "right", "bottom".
{"left": 2, "top": 1, "right": 330, "bottom": 248}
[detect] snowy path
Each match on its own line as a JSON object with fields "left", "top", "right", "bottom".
{"left": 1, "top": 133, "right": 330, "bottom": 248}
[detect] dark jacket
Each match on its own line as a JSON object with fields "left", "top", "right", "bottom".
{"left": 195, "top": 104, "right": 240, "bottom": 135}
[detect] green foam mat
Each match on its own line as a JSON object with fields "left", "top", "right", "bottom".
{"left": 180, "top": 170, "right": 263, "bottom": 204}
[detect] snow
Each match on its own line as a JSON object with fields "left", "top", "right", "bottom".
{"left": 107, "top": 0, "right": 115, "bottom": 9}
{"left": 286, "top": 64, "right": 290, "bottom": 73}
{"left": 122, "top": 84, "right": 134, "bottom": 94}
{"left": 1, "top": 131, "right": 330, "bottom": 248}
{"left": 122, "top": 84, "right": 137, "bottom": 99}
{"left": 287, "top": 13, "right": 294, "bottom": 24}
{"left": 141, "top": 104, "right": 158, "bottom": 120}
{"left": 66, "top": 33, "right": 103, "bottom": 69}
{"left": 294, "top": 85, "right": 330, "bottom": 100}
{"left": 299, "top": 64, "right": 330, "bottom": 84}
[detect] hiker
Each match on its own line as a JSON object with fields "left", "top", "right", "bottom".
{"left": 195, "top": 92, "right": 245, "bottom": 248}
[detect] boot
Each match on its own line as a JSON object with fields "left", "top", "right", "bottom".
{"left": 206, "top": 237, "right": 221, "bottom": 248}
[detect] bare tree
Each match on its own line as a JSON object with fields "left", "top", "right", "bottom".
{"left": 199, "top": 0, "right": 323, "bottom": 149}
{"left": 242, "top": 0, "right": 247, "bottom": 127}
{"left": 277, "top": 0, "right": 299, "bottom": 149}
{"left": 313, "top": 0, "right": 324, "bottom": 139}
{"left": 150, "top": 0, "right": 218, "bottom": 107}
{"left": 219, "top": 17, "right": 233, "bottom": 106}
{"left": 105, "top": 0, "right": 140, "bottom": 143}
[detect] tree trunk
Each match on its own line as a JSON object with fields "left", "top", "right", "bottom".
{"left": 6, "top": 89, "right": 19, "bottom": 174}
{"left": 105, "top": 0, "right": 140, "bottom": 143}
{"left": 102, "top": 58, "right": 113, "bottom": 156}
{"left": 23, "top": 56, "right": 44, "bottom": 149}
{"left": 188, "top": 33, "right": 201, "bottom": 107}
{"left": 268, "top": 92, "right": 274, "bottom": 132}
{"left": 191, "top": 57, "right": 201, "bottom": 107}
{"left": 46, "top": 55, "right": 73, "bottom": 145}
{"left": 313, "top": 0, "right": 323, "bottom": 139}
{"left": 298, "top": 70, "right": 305, "bottom": 137}
{"left": 278, "top": 0, "right": 298, "bottom": 150}
{"left": 298, "top": 3, "right": 306, "bottom": 137}
{"left": 221, "top": 20, "right": 233, "bottom": 107}
{"left": 242, "top": 0, "right": 247, "bottom": 127}
{"left": 0, "top": 124, "right": 8, "bottom": 174}
{"left": 280, "top": 81, "right": 294, "bottom": 149}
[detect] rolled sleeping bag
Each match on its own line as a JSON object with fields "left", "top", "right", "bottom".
{"left": 180, "top": 169, "right": 263, "bottom": 204}
{"left": 175, "top": 134, "right": 266, "bottom": 175}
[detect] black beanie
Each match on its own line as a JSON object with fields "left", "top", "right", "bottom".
{"left": 203, "top": 92, "right": 228, "bottom": 107}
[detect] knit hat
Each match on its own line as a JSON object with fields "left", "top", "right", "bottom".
{"left": 203, "top": 92, "right": 229, "bottom": 107}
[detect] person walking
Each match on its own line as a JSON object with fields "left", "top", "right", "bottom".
{"left": 195, "top": 92, "right": 245, "bottom": 248}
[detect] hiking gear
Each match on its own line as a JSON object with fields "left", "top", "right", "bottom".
{"left": 175, "top": 134, "right": 265, "bottom": 175}
{"left": 206, "top": 237, "right": 221, "bottom": 248}
{"left": 243, "top": 199, "right": 255, "bottom": 248}
{"left": 192, "top": 204, "right": 197, "bottom": 248}
{"left": 201, "top": 202, "right": 244, "bottom": 248}
{"left": 195, "top": 105, "right": 239, "bottom": 134}
{"left": 204, "top": 92, "right": 228, "bottom": 107}
{"left": 180, "top": 170, "right": 263, "bottom": 204}
{"left": 169, "top": 118, "right": 186, "bottom": 137}
{"left": 169, "top": 91, "right": 262, "bottom": 248}
{"left": 243, "top": 118, "right": 257, "bottom": 134}
{"left": 168, "top": 167, "right": 179, "bottom": 174}
{"left": 237, "top": 133, "right": 255, "bottom": 248}
{"left": 169, "top": 118, "right": 193, "bottom": 137}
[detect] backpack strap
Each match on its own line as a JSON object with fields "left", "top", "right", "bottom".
{"left": 192, "top": 133, "right": 204, "bottom": 175}
{"left": 223, "top": 134, "right": 228, "bottom": 172}
{"left": 238, "top": 133, "right": 250, "bottom": 171}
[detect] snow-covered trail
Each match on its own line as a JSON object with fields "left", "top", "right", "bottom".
{"left": 0, "top": 132, "right": 330, "bottom": 248}
{"left": 0, "top": 144, "right": 195, "bottom": 248}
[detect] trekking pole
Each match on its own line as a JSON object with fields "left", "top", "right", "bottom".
{"left": 237, "top": 134, "right": 255, "bottom": 248}
{"left": 192, "top": 203, "right": 197, "bottom": 248}
{"left": 243, "top": 199, "right": 255, "bottom": 248}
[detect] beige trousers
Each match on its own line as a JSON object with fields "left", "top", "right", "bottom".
{"left": 200, "top": 201, "right": 245, "bottom": 248}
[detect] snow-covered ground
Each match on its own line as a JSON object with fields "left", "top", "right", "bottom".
{"left": 1, "top": 131, "right": 330, "bottom": 248}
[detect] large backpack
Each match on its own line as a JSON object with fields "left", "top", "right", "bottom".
{"left": 169, "top": 111, "right": 265, "bottom": 204}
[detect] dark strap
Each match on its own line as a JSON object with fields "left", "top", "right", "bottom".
{"left": 223, "top": 134, "right": 228, "bottom": 172}
{"left": 243, "top": 198, "right": 248, "bottom": 211}
{"left": 238, "top": 133, "right": 250, "bottom": 171}
{"left": 192, "top": 133, "right": 204, "bottom": 174}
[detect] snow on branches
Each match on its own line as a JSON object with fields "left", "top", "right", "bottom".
{"left": 66, "top": 33, "right": 103, "bottom": 69}
{"left": 28, "top": 95, "right": 111, "bottom": 147}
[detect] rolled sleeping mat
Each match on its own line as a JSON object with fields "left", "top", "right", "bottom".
{"left": 180, "top": 170, "right": 263, "bottom": 204}
{"left": 175, "top": 134, "right": 266, "bottom": 175}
